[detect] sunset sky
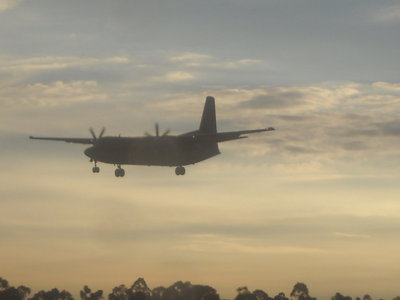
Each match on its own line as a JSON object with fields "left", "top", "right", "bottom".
{"left": 1, "top": 1, "right": 400, "bottom": 299}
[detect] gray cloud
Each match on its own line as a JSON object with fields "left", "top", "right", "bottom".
{"left": 339, "top": 141, "right": 369, "bottom": 151}
{"left": 377, "top": 120, "right": 400, "bottom": 136}
{"left": 240, "top": 91, "right": 306, "bottom": 109}
{"left": 284, "top": 145, "right": 321, "bottom": 155}
{"left": 374, "top": 4, "right": 400, "bottom": 22}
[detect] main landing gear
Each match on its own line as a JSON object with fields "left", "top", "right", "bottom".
{"left": 90, "top": 160, "right": 125, "bottom": 177}
{"left": 115, "top": 165, "right": 125, "bottom": 177}
{"left": 175, "top": 166, "right": 186, "bottom": 176}
{"left": 92, "top": 161, "right": 100, "bottom": 173}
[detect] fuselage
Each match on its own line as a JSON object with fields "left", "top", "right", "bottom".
{"left": 29, "top": 96, "right": 273, "bottom": 176}
{"left": 84, "top": 136, "right": 220, "bottom": 166}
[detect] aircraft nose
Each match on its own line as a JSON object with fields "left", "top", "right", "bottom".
{"left": 84, "top": 146, "right": 94, "bottom": 158}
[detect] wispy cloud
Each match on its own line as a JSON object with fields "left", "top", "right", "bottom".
{"left": 171, "top": 234, "right": 326, "bottom": 254}
{"left": 170, "top": 53, "right": 213, "bottom": 63}
{"left": 169, "top": 52, "right": 264, "bottom": 69}
{"left": 0, "top": 80, "right": 106, "bottom": 108}
{"left": 375, "top": 4, "right": 400, "bottom": 22}
{"left": 333, "top": 232, "right": 371, "bottom": 239}
{"left": 0, "top": 0, "right": 21, "bottom": 12}
{"left": 163, "top": 71, "right": 195, "bottom": 82}
{"left": 0, "top": 56, "right": 131, "bottom": 73}
{"left": 373, "top": 81, "right": 400, "bottom": 91}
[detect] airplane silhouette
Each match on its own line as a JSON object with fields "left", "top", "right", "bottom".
{"left": 30, "top": 96, "right": 275, "bottom": 177}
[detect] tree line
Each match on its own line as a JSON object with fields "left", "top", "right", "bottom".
{"left": 1, "top": 277, "right": 399, "bottom": 300}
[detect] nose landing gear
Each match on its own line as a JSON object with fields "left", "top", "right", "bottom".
{"left": 175, "top": 166, "right": 186, "bottom": 176}
{"left": 115, "top": 165, "right": 125, "bottom": 177}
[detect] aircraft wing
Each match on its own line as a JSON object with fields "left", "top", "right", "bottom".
{"left": 29, "top": 136, "right": 93, "bottom": 144}
{"left": 215, "top": 127, "right": 275, "bottom": 142}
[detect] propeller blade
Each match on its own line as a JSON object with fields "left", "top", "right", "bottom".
{"left": 162, "top": 129, "right": 170, "bottom": 136}
{"left": 144, "top": 132, "right": 152, "bottom": 137}
{"left": 99, "top": 127, "right": 106, "bottom": 138}
{"left": 89, "top": 128, "right": 97, "bottom": 140}
{"left": 155, "top": 123, "right": 159, "bottom": 137}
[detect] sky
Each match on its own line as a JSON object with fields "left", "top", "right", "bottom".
{"left": 1, "top": 0, "right": 400, "bottom": 299}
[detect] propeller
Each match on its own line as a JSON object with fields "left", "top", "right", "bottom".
{"left": 89, "top": 127, "right": 106, "bottom": 141}
{"left": 145, "top": 123, "right": 170, "bottom": 137}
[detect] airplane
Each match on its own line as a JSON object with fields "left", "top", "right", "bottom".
{"left": 30, "top": 96, "right": 275, "bottom": 177}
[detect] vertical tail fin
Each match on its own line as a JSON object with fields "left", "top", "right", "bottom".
{"left": 199, "top": 96, "right": 217, "bottom": 134}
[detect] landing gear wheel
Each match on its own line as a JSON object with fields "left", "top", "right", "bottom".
{"left": 115, "top": 167, "right": 125, "bottom": 177}
{"left": 175, "top": 166, "right": 186, "bottom": 176}
{"left": 92, "top": 166, "right": 100, "bottom": 173}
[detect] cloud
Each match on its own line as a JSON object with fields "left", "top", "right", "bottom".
{"left": 143, "top": 82, "right": 400, "bottom": 165}
{"left": 170, "top": 53, "right": 213, "bottom": 64}
{"left": 0, "top": 80, "right": 106, "bottom": 108}
{"left": 240, "top": 91, "right": 306, "bottom": 109}
{"left": 333, "top": 232, "right": 371, "bottom": 239}
{"left": 373, "top": 81, "right": 400, "bottom": 91}
{"left": 171, "top": 234, "right": 325, "bottom": 255}
{"left": 239, "top": 84, "right": 359, "bottom": 113}
{"left": 375, "top": 4, "right": 400, "bottom": 22}
{"left": 0, "top": 0, "right": 20, "bottom": 12}
{"left": 0, "top": 56, "right": 131, "bottom": 73}
{"left": 169, "top": 52, "right": 264, "bottom": 69}
{"left": 377, "top": 120, "right": 400, "bottom": 136}
{"left": 163, "top": 71, "right": 194, "bottom": 82}
{"left": 284, "top": 145, "right": 321, "bottom": 155}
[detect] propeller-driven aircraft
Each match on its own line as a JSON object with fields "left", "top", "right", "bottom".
{"left": 30, "top": 96, "right": 275, "bottom": 177}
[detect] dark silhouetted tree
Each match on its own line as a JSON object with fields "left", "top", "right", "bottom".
{"left": 108, "top": 285, "right": 128, "bottom": 300}
{"left": 362, "top": 295, "right": 372, "bottom": 300}
{"left": 191, "top": 284, "right": 219, "bottom": 300}
{"left": 29, "top": 288, "right": 73, "bottom": 300}
{"left": 80, "top": 285, "right": 103, "bottom": 300}
{"left": 0, "top": 278, "right": 9, "bottom": 291}
{"left": 290, "top": 283, "right": 316, "bottom": 300}
{"left": 109, "top": 279, "right": 152, "bottom": 300}
{"left": 331, "top": 292, "right": 352, "bottom": 300}
{"left": 151, "top": 281, "right": 218, "bottom": 300}
{"left": 235, "top": 287, "right": 257, "bottom": 300}
{"left": 0, "top": 278, "right": 31, "bottom": 300}
{"left": 128, "top": 278, "right": 151, "bottom": 300}
{"left": 0, "top": 287, "right": 23, "bottom": 300}
{"left": 130, "top": 279, "right": 150, "bottom": 295}
{"left": 274, "top": 292, "right": 289, "bottom": 300}
{"left": 253, "top": 290, "right": 270, "bottom": 300}
{"left": 18, "top": 286, "right": 31, "bottom": 300}
{"left": 150, "top": 287, "right": 166, "bottom": 300}
{"left": 202, "top": 292, "right": 220, "bottom": 300}
{"left": 290, "top": 283, "right": 307, "bottom": 300}
{"left": 128, "top": 292, "right": 147, "bottom": 300}
{"left": 162, "top": 281, "right": 192, "bottom": 300}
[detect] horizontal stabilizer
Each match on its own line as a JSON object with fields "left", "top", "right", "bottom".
{"left": 215, "top": 127, "right": 274, "bottom": 142}
{"left": 179, "top": 127, "right": 274, "bottom": 143}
